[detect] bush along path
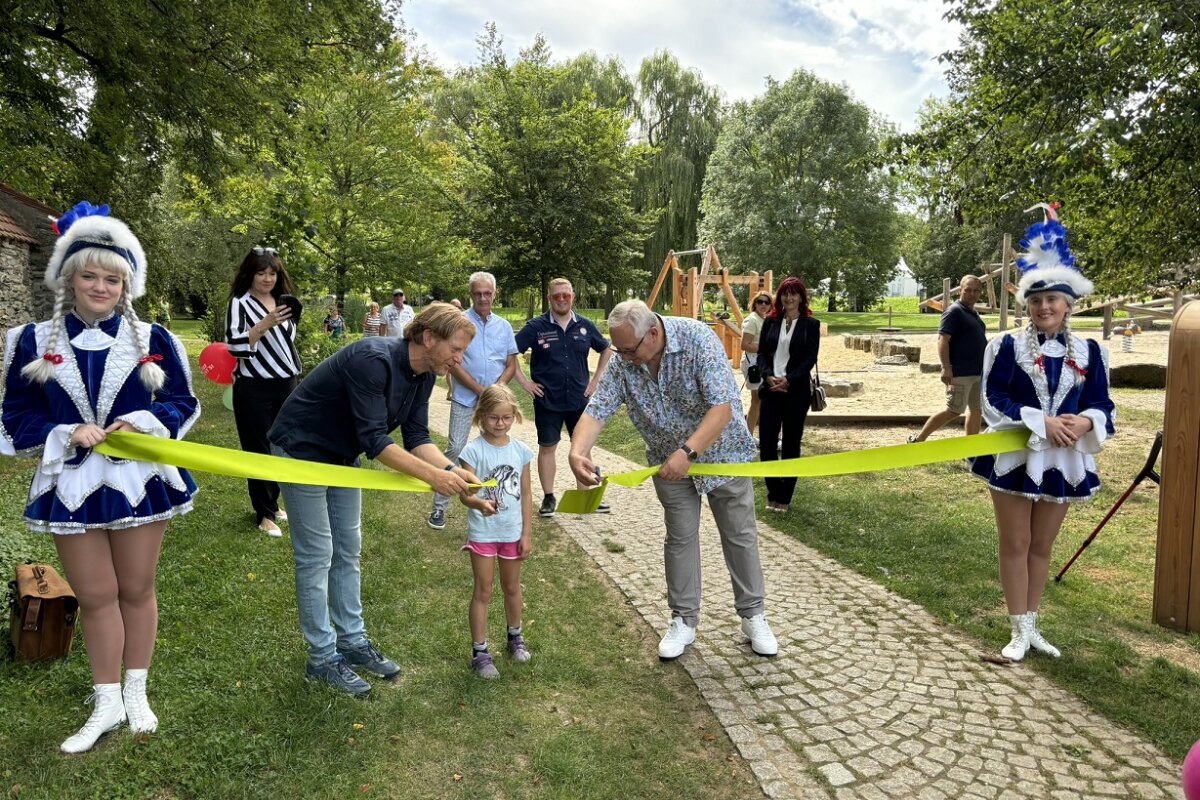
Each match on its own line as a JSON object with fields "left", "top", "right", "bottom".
{"left": 425, "top": 393, "right": 1185, "bottom": 800}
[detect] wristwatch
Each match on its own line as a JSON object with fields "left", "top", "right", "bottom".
{"left": 679, "top": 444, "right": 699, "bottom": 462}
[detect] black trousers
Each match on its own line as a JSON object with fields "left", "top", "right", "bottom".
{"left": 233, "top": 376, "right": 297, "bottom": 523}
{"left": 758, "top": 383, "right": 811, "bottom": 506}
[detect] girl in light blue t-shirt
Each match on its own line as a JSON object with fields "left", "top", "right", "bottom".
{"left": 458, "top": 384, "right": 534, "bottom": 678}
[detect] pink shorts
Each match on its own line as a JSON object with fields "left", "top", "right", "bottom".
{"left": 462, "top": 540, "right": 524, "bottom": 560}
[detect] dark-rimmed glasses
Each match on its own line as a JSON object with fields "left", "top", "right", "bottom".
{"left": 252, "top": 246, "right": 278, "bottom": 256}
{"left": 612, "top": 329, "right": 650, "bottom": 357}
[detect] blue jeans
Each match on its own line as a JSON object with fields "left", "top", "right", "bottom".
{"left": 272, "top": 445, "right": 367, "bottom": 666}
{"left": 431, "top": 400, "right": 475, "bottom": 514}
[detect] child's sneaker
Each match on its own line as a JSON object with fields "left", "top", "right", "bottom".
{"left": 471, "top": 651, "right": 500, "bottom": 679}
{"left": 507, "top": 634, "right": 531, "bottom": 662}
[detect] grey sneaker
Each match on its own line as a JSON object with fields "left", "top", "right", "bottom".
{"left": 337, "top": 639, "right": 401, "bottom": 680}
{"left": 305, "top": 655, "right": 371, "bottom": 696}
{"left": 507, "top": 634, "right": 531, "bottom": 662}
{"left": 539, "top": 494, "right": 556, "bottom": 517}
{"left": 427, "top": 508, "right": 446, "bottom": 529}
{"left": 471, "top": 651, "right": 500, "bottom": 679}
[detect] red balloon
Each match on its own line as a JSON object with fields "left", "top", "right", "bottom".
{"left": 198, "top": 342, "right": 236, "bottom": 385}
{"left": 1185, "top": 739, "right": 1200, "bottom": 800}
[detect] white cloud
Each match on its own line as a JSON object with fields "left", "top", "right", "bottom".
{"left": 403, "top": 0, "right": 960, "bottom": 130}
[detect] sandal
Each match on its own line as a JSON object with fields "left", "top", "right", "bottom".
{"left": 258, "top": 519, "right": 283, "bottom": 538}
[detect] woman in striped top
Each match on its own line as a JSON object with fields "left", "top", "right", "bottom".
{"left": 226, "top": 247, "right": 301, "bottom": 537}
{"left": 362, "top": 302, "right": 383, "bottom": 336}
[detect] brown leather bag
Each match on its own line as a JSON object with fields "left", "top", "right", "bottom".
{"left": 8, "top": 563, "right": 78, "bottom": 661}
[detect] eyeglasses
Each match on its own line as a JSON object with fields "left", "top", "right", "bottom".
{"left": 550, "top": 293, "right": 573, "bottom": 300}
{"left": 754, "top": 298, "right": 771, "bottom": 306}
{"left": 252, "top": 246, "right": 278, "bottom": 256}
{"left": 611, "top": 330, "right": 650, "bottom": 357}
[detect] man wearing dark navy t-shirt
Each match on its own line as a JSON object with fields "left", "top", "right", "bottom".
{"left": 909, "top": 275, "right": 988, "bottom": 442}
{"left": 514, "top": 278, "right": 613, "bottom": 517}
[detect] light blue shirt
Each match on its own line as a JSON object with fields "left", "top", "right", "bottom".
{"left": 459, "top": 436, "right": 534, "bottom": 542}
{"left": 585, "top": 315, "right": 755, "bottom": 494}
{"left": 452, "top": 308, "right": 518, "bottom": 408}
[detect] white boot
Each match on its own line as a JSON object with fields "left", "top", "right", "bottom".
{"left": 1023, "top": 612, "right": 1061, "bottom": 658}
{"left": 123, "top": 669, "right": 159, "bottom": 734}
{"left": 61, "top": 683, "right": 126, "bottom": 754}
{"left": 1001, "top": 614, "right": 1029, "bottom": 662}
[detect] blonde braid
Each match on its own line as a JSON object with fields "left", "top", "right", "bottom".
{"left": 123, "top": 295, "right": 166, "bottom": 391}
{"left": 20, "top": 282, "right": 68, "bottom": 385}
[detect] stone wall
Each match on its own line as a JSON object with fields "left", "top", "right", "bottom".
{"left": 0, "top": 187, "right": 58, "bottom": 322}
{"left": 0, "top": 239, "right": 36, "bottom": 331}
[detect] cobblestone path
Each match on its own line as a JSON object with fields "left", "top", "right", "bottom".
{"left": 427, "top": 399, "right": 1182, "bottom": 799}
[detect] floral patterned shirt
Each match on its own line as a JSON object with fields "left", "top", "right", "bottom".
{"left": 586, "top": 315, "right": 755, "bottom": 494}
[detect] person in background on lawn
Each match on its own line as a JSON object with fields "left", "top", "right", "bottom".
{"left": 908, "top": 275, "right": 987, "bottom": 443}
{"left": 1, "top": 201, "right": 199, "bottom": 753}
{"left": 324, "top": 305, "right": 345, "bottom": 340}
{"left": 755, "top": 277, "right": 821, "bottom": 513}
{"left": 513, "top": 278, "right": 612, "bottom": 517}
{"left": 457, "top": 384, "right": 535, "bottom": 678}
{"left": 225, "top": 246, "right": 300, "bottom": 537}
{"left": 362, "top": 301, "right": 383, "bottom": 336}
{"left": 268, "top": 303, "right": 489, "bottom": 696}
{"left": 382, "top": 288, "right": 414, "bottom": 339}
{"left": 740, "top": 290, "right": 772, "bottom": 435}
{"left": 969, "top": 204, "right": 1114, "bottom": 663}
{"left": 428, "top": 271, "right": 517, "bottom": 531}
{"left": 568, "top": 300, "right": 779, "bottom": 662}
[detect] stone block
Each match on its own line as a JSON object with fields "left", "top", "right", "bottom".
{"left": 1110, "top": 363, "right": 1166, "bottom": 389}
{"left": 875, "top": 355, "right": 910, "bottom": 366}
{"left": 883, "top": 344, "right": 922, "bottom": 362}
{"left": 920, "top": 362, "right": 942, "bottom": 374}
{"left": 871, "top": 336, "right": 907, "bottom": 357}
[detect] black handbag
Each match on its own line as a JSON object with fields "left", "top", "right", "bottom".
{"left": 810, "top": 368, "right": 827, "bottom": 412}
{"left": 747, "top": 363, "right": 762, "bottom": 384}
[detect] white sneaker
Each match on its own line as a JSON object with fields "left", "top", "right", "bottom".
{"left": 741, "top": 613, "right": 779, "bottom": 657}
{"left": 658, "top": 617, "right": 696, "bottom": 660}
{"left": 1001, "top": 614, "right": 1029, "bottom": 661}
{"left": 61, "top": 684, "right": 126, "bottom": 754}
{"left": 123, "top": 672, "right": 158, "bottom": 734}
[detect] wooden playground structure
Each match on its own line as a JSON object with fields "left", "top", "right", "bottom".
{"left": 647, "top": 245, "right": 772, "bottom": 365}
{"left": 921, "top": 234, "right": 1198, "bottom": 336}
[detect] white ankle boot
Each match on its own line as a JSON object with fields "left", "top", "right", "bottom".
{"left": 1001, "top": 614, "right": 1029, "bottom": 661}
{"left": 61, "top": 683, "right": 126, "bottom": 754}
{"left": 1023, "top": 612, "right": 1061, "bottom": 658}
{"left": 123, "top": 669, "right": 158, "bottom": 734}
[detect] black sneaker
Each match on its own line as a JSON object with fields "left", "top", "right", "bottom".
{"left": 305, "top": 655, "right": 371, "bottom": 696}
{"left": 337, "top": 639, "right": 401, "bottom": 680}
{"left": 427, "top": 508, "right": 446, "bottom": 529}
{"left": 595, "top": 502, "right": 611, "bottom": 513}
{"left": 539, "top": 494, "right": 556, "bottom": 517}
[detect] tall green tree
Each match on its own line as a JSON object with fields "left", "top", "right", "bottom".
{"left": 0, "top": 0, "right": 395, "bottom": 207}
{"left": 897, "top": 1, "right": 1200, "bottom": 292}
{"left": 632, "top": 51, "right": 722, "bottom": 306}
{"left": 442, "top": 29, "right": 646, "bottom": 305}
{"left": 699, "top": 70, "right": 900, "bottom": 310}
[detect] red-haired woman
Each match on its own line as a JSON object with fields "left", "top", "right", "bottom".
{"left": 755, "top": 277, "right": 820, "bottom": 512}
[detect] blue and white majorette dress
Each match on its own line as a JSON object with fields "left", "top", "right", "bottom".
{"left": 970, "top": 331, "right": 1116, "bottom": 502}
{"left": 0, "top": 312, "right": 199, "bottom": 533}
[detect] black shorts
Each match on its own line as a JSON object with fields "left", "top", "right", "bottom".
{"left": 534, "top": 404, "right": 584, "bottom": 446}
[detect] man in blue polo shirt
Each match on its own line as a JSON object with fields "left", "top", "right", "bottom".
{"left": 428, "top": 271, "right": 518, "bottom": 529}
{"left": 909, "top": 274, "right": 987, "bottom": 442}
{"left": 514, "top": 278, "right": 613, "bottom": 517}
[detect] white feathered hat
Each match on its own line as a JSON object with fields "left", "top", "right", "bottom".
{"left": 1015, "top": 202, "right": 1093, "bottom": 305}
{"left": 46, "top": 201, "right": 147, "bottom": 298}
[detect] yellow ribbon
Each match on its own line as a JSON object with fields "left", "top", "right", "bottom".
{"left": 94, "top": 431, "right": 492, "bottom": 493}
{"left": 556, "top": 429, "right": 1029, "bottom": 512}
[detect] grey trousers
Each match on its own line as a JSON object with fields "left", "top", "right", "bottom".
{"left": 651, "top": 475, "right": 766, "bottom": 626}
{"left": 432, "top": 400, "right": 475, "bottom": 513}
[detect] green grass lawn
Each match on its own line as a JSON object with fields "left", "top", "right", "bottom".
{"left": 0, "top": 335, "right": 757, "bottom": 800}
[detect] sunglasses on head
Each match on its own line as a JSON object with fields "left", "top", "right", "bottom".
{"left": 252, "top": 246, "right": 278, "bottom": 256}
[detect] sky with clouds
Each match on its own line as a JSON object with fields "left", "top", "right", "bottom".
{"left": 402, "top": 0, "right": 962, "bottom": 131}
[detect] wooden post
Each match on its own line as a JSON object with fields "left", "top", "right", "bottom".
{"left": 999, "top": 234, "right": 1012, "bottom": 332}
{"left": 1153, "top": 301, "right": 1200, "bottom": 632}
{"left": 942, "top": 278, "right": 952, "bottom": 314}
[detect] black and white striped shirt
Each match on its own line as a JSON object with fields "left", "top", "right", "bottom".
{"left": 226, "top": 293, "right": 302, "bottom": 379}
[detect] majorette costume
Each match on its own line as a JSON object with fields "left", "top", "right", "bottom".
{"left": 0, "top": 202, "right": 199, "bottom": 533}
{"left": 970, "top": 203, "right": 1116, "bottom": 502}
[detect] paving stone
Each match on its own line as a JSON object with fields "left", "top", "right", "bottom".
{"left": 819, "top": 762, "right": 856, "bottom": 787}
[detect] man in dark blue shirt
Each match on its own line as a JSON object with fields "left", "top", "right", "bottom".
{"left": 514, "top": 278, "right": 612, "bottom": 517}
{"left": 268, "top": 303, "right": 487, "bottom": 696}
{"left": 909, "top": 275, "right": 988, "bottom": 442}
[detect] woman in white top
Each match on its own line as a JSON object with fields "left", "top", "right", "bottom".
{"left": 362, "top": 302, "right": 383, "bottom": 336}
{"left": 740, "top": 291, "right": 772, "bottom": 434}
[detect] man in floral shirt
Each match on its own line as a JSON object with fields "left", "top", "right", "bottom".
{"left": 569, "top": 300, "right": 779, "bottom": 661}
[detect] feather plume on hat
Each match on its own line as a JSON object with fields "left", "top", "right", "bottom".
{"left": 1015, "top": 202, "right": 1093, "bottom": 305}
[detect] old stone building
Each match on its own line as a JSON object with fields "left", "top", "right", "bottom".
{"left": 0, "top": 184, "right": 57, "bottom": 330}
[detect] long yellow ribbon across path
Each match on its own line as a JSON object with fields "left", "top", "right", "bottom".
{"left": 93, "top": 428, "right": 1029, "bottom": 502}
{"left": 95, "top": 431, "right": 472, "bottom": 493}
